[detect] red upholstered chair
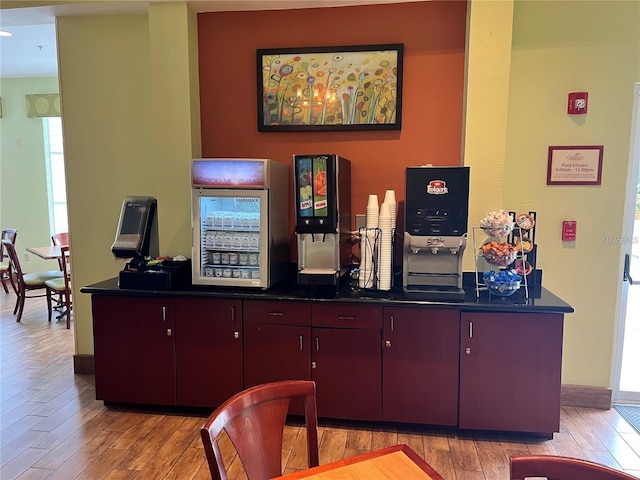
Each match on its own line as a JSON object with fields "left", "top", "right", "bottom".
{"left": 1, "top": 228, "right": 18, "bottom": 293}
{"left": 2, "top": 239, "right": 62, "bottom": 323}
{"left": 200, "top": 380, "right": 319, "bottom": 480}
{"left": 510, "top": 454, "right": 638, "bottom": 480}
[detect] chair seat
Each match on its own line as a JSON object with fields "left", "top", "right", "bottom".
{"left": 24, "top": 270, "right": 63, "bottom": 285}
{"left": 45, "top": 277, "right": 69, "bottom": 291}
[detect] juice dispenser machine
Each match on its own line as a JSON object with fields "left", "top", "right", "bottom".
{"left": 294, "top": 154, "right": 351, "bottom": 287}
{"left": 403, "top": 166, "right": 470, "bottom": 301}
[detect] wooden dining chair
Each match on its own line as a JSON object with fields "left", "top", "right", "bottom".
{"left": 200, "top": 380, "right": 319, "bottom": 480}
{"left": 44, "top": 246, "right": 72, "bottom": 329}
{"left": 1, "top": 228, "right": 18, "bottom": 293}
{"left": 51, "top": 232, "right": 69, "bottom": 270}
{"left": 2, "top": 239, "right": 63, "bottom": 323}
{"left": 510, "top": 454, "right": 638, "bottom": 480}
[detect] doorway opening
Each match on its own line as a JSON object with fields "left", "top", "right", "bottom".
{"left": 615, "top": 83, "right": 640, "bottom": 405}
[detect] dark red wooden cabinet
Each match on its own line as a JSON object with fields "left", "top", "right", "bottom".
{"left": 174, "top": 297, "right": 242, "bottom": 408}
{"left": 382, "top": 307, "right": 460, "bottom": 425}
{"left": 89, "top": 291, "right": 566, "bottom": 435}
{"left": 459, "top": 312, "right": 563, "bottom": 434}
{"left": 243, "top": 301, "right": 382, "bottom": 421}
{"left": 311, "top": 326, "right": 382, "bottom": 421}
{"left": 311, "top": 303, "right": 382, "bottom": 421}
{"left": 92, "top": 295, "right": 176, "bottom": 405}
{"left": 243, "top": 300, "right": 311, "bottom": 387}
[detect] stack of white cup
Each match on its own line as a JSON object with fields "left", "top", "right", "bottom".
{"left": 365, "top": 194, "right": 379, "bottom": 228}
{"left": 359, "top": 194, "right": 380, "bottom": 289}
{"left": 377, "top": 200, "right": 394, "bottom": 290}
{"left": 383, "top": 190, "right": 397, "bottom": 228}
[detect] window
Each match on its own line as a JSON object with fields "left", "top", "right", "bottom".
{"left": 44, "top": 117, "right": 68, "bottom": 234}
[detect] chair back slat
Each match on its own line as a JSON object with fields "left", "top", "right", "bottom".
{"left": 2, "top": 238, "right": 25, "bottom": 288}
{"left": 1, "top": 228, "right": 18, "bottom": 262}
{"left": 51, "top": 232, "right": 69, "bottom": 246}
{"left": 200, "top": 380, "right": 319, "bottom": 480}
{"left": 51, "top": 232, "right": 69, "bottom": 270}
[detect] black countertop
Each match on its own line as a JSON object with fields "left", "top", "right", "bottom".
{"left": 81, "top": 275, "right": 574, "bottom": 314}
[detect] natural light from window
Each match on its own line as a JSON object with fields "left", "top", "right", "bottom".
{"left": 44, "top": 117, "right": 68, "bottom": 235}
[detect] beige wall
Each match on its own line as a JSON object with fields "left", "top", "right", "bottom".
{"left": 504, "top": 0, "right": 640, "bottom": 386}
{"left": 13, "top": 0, "right": 640, "bottom": 390}
{"left": 0, "top": 77, "right": 61, "bottom": 273}
{"left": 57, "top": 6, "right": 200, "bottom": 354}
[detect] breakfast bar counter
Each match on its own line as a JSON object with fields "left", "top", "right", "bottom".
{"left": 82, "top": 276, "right": 573, "bottom": 313}
{"left": 82, "top": 276, "right": 573, "bottom": 437}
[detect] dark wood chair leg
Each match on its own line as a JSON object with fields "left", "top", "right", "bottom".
{"left": 15, "top": 293, "right": 25, "bottom": 322}
{"left": 13, "top": 292, "right": 20, "bottom": 315}
{"left": 47, "top": 290, "right": 53, "bottom": 322}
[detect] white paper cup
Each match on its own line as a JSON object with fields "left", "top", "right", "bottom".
{"left": 384, "top": 190, "right": 396, "bottom": 205}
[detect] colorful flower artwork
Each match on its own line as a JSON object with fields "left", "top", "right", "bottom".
{"left": 257, "top": 44, "right": 403, "bottom": 131}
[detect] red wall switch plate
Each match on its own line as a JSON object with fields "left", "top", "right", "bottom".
{"left": 562, "top": 220, "right": 577, "bottom": 241}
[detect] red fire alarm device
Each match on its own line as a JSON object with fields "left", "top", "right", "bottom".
{"left": 562, "top": 220, "right": 577, "bottom": 241}
{"left": 568, "top": 92, "right": 588, "bottom": 115}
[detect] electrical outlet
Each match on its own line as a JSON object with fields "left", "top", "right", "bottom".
{"left": 24, "top": 253, "right": 29, "bottom": 261}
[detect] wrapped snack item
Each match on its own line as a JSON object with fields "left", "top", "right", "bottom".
{"left": 480, "top": 240, "right": 517, "bottom": 266}
{"left": 514, "top": 236, "right": 533, "bottom": 253}
{"left": 483, "top": 269, "right": 522, "bottom": 296}
{"left": 515, "top": 213, "right": 535, "bottom": 230}
{"left": 480, "top": 210, "right": 514, "bottom": 237}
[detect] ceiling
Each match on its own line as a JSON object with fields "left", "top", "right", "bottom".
{"left": 0, "top": 0, "right": 422, "bottom": 78}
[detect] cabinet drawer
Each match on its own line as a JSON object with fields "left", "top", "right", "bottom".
{"left": 244, "top": 300, "right": 311, "bottom": 326}
{"left": 312, "top": 303, "right": 382, "bottom": 329}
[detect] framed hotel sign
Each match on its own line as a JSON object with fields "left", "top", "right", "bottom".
{"left": 546, "top": 145, "right": 604, "bottom": 185}
{"left": 257, "top": 43, "right": 403, "bottom": 132}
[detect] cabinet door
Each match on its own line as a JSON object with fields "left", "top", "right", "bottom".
{"left": 382, "top": 307, "right": 460, "bottom": 425}
{"left": 312, "top": 328, "right": 382, "bottom": 421}
{"left": 92, "top": 295, "right": 176, "bottom": 405}
{"left": 244, "top": 323, "right": 311, "bottom": 387}
{"left": 174, "top": 297, "right": 242, "bottom": 408}
{"left": 459, "top": 312, "right": 563, "bottom": 434}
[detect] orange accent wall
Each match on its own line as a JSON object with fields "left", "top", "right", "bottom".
{"left": 198, "top": 1, "right": 466, "bottom": 243}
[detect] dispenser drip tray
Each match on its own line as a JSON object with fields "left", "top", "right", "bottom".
{"left": 403, "top": 286, "right": 465, "bottom": 302}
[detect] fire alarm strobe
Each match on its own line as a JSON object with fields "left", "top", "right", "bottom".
{"left": 568, "top": 92, "right": 588, "bottom": 115}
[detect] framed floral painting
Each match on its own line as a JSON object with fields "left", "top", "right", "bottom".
{"left": 257, "top": 44, "right": 404, "bottom": 132}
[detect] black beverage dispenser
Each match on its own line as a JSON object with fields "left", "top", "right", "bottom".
{"left": 294, "top": 154, "right": 351, "bottom": 287}
{"left": 403, "top": 166, "right": 470, "bottom": 301}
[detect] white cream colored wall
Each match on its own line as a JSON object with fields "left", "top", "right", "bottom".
{"left": 57, "top": 6, "right": 200, "bottom": 355}
{"left": 504, "top": 1, "right": 640, "bottom": 387}
{"left": 0, "top": 77, "right": 61, "bottom": 273}
{"left": 462, "top": 0, "right": 514, "bottom": 273}
{"left": 57, "top": 15, "right": 156, "bottom": 354}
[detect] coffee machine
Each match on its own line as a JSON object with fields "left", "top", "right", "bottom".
{"left": 403, "top": 166, "right": 470, "bottom": 301}
{"left": 294, "top": 154, "right": 351, "bottom": 287}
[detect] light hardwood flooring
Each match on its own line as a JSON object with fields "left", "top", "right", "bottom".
{"left": 1, "top": 294, "right": 640, "bottom": 479}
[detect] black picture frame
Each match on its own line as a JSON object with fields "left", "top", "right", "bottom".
{"left": 257, "top": 43, "right": 404, "bottom": 132}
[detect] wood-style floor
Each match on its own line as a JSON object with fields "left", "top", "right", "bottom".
{"left": 1, "top": 294, "right": 640, "bottom": 480}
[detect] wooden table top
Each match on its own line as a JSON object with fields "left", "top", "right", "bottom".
{"left": 272, "top": 444, "right": 445, "bottom": 480}
{"left": 26, "top": 245, "right": 67, "bottom": 260}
